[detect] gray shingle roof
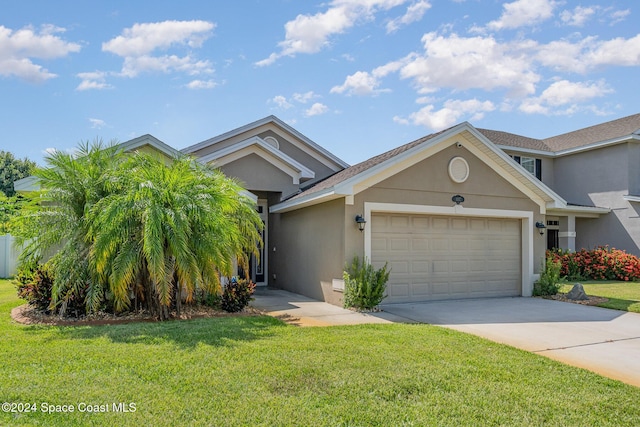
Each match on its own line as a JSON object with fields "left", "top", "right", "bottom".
{"left": 477, "top": 129, "right": 552, "bottom": 151}
{"left": 479, "top": 113, "right": 640, "bottom": 153}
{"left": 543, "top": 112, "right": 640, "bottom": 151}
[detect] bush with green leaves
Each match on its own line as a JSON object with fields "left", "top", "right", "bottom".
{"left": 16, "top": 263, "right": 54, "bottom": 313}
{"left": 221, "top": 278, "right": 256, "bottom": 313}
{"left": 533, "top": 256, "right": 563, "bottom": 296}
{"left": 343, "top": 256, "right": 390, "bottom": 310}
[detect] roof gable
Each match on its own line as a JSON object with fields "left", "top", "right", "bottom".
{"left": 181, "top": 115, "right": 348, "bottom": 172}
{"left": 271, "top": 122, "right": 568, "bottom": 214}
{"left": 198, "top": 136, "right": 315, "bottom": 184}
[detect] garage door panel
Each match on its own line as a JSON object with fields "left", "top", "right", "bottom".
{"left": 372, "top": 213, "right": 521, "bottom": 303}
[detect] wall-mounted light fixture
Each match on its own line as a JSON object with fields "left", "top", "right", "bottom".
{"left": 355, "top": 215, "right": 366, "bottom": 232}
{"left": 535, "top": 221, "right": 546, "bottom": 235}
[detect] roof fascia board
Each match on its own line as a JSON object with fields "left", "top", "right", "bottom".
{"left": 553, "top": 135, "right": 640, "bottom": 157}
{"left": 269, "top": 188, "right": 340, "bottom": 213}
{"left": 120, "top": 135, "right": 182, "bottom": 158}
{"left": 623, "top": 195, "right": 640, "bottom": 203}
{"left": 547, "top": 205, "right": 610, "bottom": 217}
{"left": 496, "top": 145, "right": 554, "bottom": 157}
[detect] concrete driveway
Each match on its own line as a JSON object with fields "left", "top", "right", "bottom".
{"left": 381, "top": 297, "right": 640, "bottom": 387}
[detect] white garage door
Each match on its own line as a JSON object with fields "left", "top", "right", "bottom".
{"left": 371, "top": 214, "right": 521, "bottom": 303}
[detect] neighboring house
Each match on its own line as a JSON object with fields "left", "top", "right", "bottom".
{"left": 14, "top": 113, "right": 640, "bottom": 306}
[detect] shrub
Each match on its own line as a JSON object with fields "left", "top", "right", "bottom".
{"left": 16, "top": 263, "right": 55, "bottom": 313}
{"left": 221, "top": 278, "right": 255, "bottom": 313}
{"left": 14, "top": 259, "right": 39, "bottom": 286}
{"left": 549, "top": 247, "right": 640, "bottom": 282}
{"left": 533, "top": 256, "right": 563, "bottom": 296}
{"left": 343, "top": 256, "right": 390, "bottom": 310}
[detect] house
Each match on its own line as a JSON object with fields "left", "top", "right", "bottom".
{"left": 15, "top": 113, "right": 640, "bottom": 306}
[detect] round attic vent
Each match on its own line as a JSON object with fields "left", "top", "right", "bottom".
{"left": 264, "top": 136, "right": 279, "bottom": 149}
{"left": 448, "top": 156, "right": 469, "bottom": 183}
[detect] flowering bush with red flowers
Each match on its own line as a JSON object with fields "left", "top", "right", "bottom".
{"left": 548, "top": 246, "right": 640, "bottom": 282}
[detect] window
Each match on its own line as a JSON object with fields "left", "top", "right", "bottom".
{"left": 511, "top": 155, "right": 542, "bottom": 180}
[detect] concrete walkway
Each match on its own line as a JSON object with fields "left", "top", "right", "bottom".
{"left": 252, "top": 288, "right": 640, "bottom": 387}
{"left": 251, "top": 287, "right": 407, "bottom": 326}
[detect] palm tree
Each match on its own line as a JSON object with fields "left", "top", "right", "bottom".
{"left": 89, "top": 152, "right": 262, "bottom": 320}
{"left": 14, "top": 140, "right": 124, "bottom": 314}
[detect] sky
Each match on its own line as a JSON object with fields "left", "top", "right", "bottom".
{"left": 0, "top": 0, "right": 638, "bottom": 166}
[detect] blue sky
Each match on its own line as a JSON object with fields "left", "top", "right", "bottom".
{"left": 1, "top": 0, "right": 638, "bottom": 165}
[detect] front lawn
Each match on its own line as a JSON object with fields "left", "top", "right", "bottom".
{"left": 560, "top": 281, "right": 640, "bottom": 313}
{"left": 1, "top": 279, "right": 640, "bottom": 426}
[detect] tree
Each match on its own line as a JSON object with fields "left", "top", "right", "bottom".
{"left": 15, "top": 141, "right": 263, "bottom": 320}
{"left": 89, "top": 153, "right": 262, "bottom": 320}
{"left": 0, "top": 191, "right": 30, "bottom": 234}
{"left": 0, "top": 151, "right": 36, "bottom": 196}
{"left": 15, "top": 140, "right": 124, "bottom": 314}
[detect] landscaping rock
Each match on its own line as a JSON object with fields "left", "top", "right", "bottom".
{"left": 566, "top": 283, "right": 589, "bottom": 301}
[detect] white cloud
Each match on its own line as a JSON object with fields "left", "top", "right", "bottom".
{"left": 293, "top": 91, "right": 318, "bottom": 103}
{"left": 386, "top": 0, "right": 431, "bottom": 33}
{"left": 102, "top": 20, "right": 214, "bottom": 57}
{"left": 76, "top": 71, "right": 113, "bottom": 91}
{"left": 271, "top": 95, "right": 293, "bottom": 109}
{"left": 519, "top": 79, "right": 613, "bottom": 114}
{"left": 101, "top": 20, "right": 214, "bottom": 81}
{"left": 256, "top": 0, "right": 409, "bottom": 66}
{"left": 119, "top": 54, "right": 213, "bottom": 78}
{"left": 399, "top": 32, "right": 539, "bottom": 97}
{"left": 536, "top": 34, "right": 640, "bottom": 73}
{"left": 331, "top": 71, "right": 381, "bottom": 95}
{"left": 560, "top": 6, "right": 597, "bottom": 27}
{"left": 485, "top": 0, "right": 558, "bottom": 31}
{"left": 304, "top": 102, "right": 329, "bottom": 117}
{"left": 609, "top": 9, "right": 630, "bottom": 25}
{"left": 398, "top": 98, "right": 495, "bottom": 130}
{"left": 331, "top": 56, "right": 409, "bottom": 95}
{"left": 0, "top": 24, "right": 80, "bottom": 83}
{"left": 89, "top": 118, "right": 107, "bottom": 129}
{"left": 186, "top": 79, "right": 217, "bottom": 89}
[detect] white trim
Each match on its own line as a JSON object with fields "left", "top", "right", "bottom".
{"left": 499, "top": 134, "right": 640, "bottom": 158}
{"left": 624, "top": 195, "right": 640, "bottom": 203}
{"left": 363, "top": 202, "right": 535, "bottom": 297}
{"left": 269, "top": 188, "right": 340, "bottom": 213}
{"left": 558, "top": 231, "right": 577, "bottom": 238}
{"left": 198, "top": 136, "right": 315, "bottom": 184}
{"left": 448, "top": 156, "right": 469, "bottom": 183}
{"left": 497, "top": 146, "right": 553, "bottom": 157}
{"left": 120, "top": 134, "right": 183, "bottom": 158}
{"left": 554, "top": 134, "right": 640, "bottom": 157}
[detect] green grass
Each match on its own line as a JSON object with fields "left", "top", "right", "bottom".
{"left": 560, "top": 280, "right": 640, "bottom": 313}
{"left": 1, "top": 279, "right": 640, "bottom": 426}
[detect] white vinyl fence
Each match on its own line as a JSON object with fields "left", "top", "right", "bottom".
{"left": 0, "top": 234, "right": 19, "bottom": 278}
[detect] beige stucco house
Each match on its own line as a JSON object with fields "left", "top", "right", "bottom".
{"left": 15, "top": 113, "right": 640, "bottom": 306}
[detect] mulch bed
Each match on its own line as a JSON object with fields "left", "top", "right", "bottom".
{"left": 543, "top": 293, "right": 609, "bottom": 306}
{"left": 10, "top": 304, "right": 263, "bottom": 327}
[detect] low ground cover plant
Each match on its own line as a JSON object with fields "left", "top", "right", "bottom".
{"left": 549, "top": 247, "right": 640, "bottom": 282}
